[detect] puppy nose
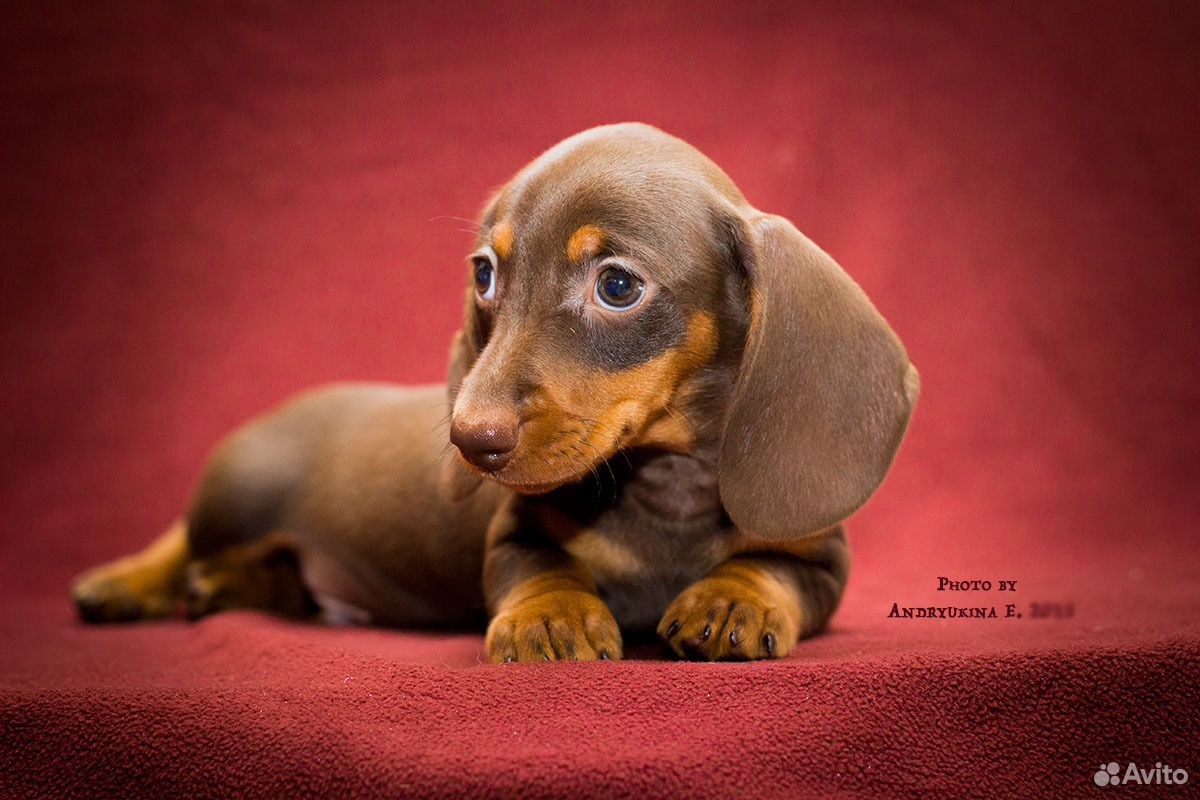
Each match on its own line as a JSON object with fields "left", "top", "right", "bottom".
{"left": 450, "top": 411, "right": 518, "bottom": 472}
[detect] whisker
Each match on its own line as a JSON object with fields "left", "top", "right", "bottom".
{"left": 427, "top": 214, "right": 484, "bottom": 231}
{"left": 567, "top": 444, "right": 603, "bottom": 498}
{"left": 661, "top": 404, "right": 684, "bottom": 426}
{"left": 429, "top": 408, "right": 454, "bottom": 435}
{"left": 573, "top": 419, "right": 621, "bottom": 487}
{"left": 577, "top": 417, "right": 633, "bottom": 471}
{"left": 660, "top": 403, "right": 696, "bottom": 441}
{"left": 579, "top": 437, "right": 616, "bottom": 500}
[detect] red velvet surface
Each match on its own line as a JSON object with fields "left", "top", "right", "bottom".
{"left": 2, "top": 3, "right": 1198, "bottom": 797}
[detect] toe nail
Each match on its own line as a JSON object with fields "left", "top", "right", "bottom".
{"left": 763, "top": 632, "right": 775, "bottom": 656}
{"left": 599, "top": 650, "right": 610, "bottom": 660}
{"left": 665, "top": 620, "right": 680, "bottom": 638}
{"left": 729, "top": 628, "right": 741, "bottom": 647}
{"left": 701, "top": 624, "right": 712, "bottom": 641}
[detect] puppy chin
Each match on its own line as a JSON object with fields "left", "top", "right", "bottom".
{"left": 494, "top": 478, "right": 570, "bottom": 495}
{"left": 492, "top": 463, "right": 593, "bottom": 495}
{"left": 461, "top": 455, "right": 595, "bottom": 496}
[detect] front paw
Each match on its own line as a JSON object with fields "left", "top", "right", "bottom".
{"left": 486, "top": 589, "right": 623, "bottom": 663}
{"left": 657, "top": 574, "right": 799, "bottom": 661}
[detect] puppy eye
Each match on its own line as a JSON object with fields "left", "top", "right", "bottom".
{"left": 595, "top": 266, "right": 644, "bottom": 311}
{"left": 473, "top": 257, "right": 496, "bottom": 301}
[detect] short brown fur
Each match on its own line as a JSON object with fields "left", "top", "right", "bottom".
{"left": 71, "top": 124, "right": 917, "bottom": 663}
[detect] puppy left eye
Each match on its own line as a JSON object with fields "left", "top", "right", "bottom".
{"left": 473, "top": 257, "right": 496, "bottom": 301}
{"left": 595, "top": 266, "right": 645, "bottom": 311}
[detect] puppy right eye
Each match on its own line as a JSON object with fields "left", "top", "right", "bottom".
{"left": 595, "top": 266, "right": 644, "bottom": 311}
{"left": 473, "top": 257, "right": 496, "bottom": 301}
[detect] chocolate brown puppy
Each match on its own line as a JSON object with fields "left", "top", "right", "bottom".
{"left": 71, "top": 123, "right": 918, "bottom": 662}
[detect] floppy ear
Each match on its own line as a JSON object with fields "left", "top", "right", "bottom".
{"left": 439, "top": 314, "right": 485, "bottom": 500}
{"left": 718, "top": 213, "right": 919, "bottom": 540}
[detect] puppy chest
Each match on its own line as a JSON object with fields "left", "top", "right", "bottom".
{"left": 563, "top": 525, "right": 728, "bottom": 632}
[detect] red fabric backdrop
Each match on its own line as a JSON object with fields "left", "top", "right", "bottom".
{"left": 2, "top": 2, "right": 1198, "bottom": 798}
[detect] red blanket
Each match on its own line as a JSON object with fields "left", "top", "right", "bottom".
{"left": 2, "top": 3, "right": 1197, "bottom": 797}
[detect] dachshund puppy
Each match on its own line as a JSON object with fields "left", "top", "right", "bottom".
{"left": 71, "top": 123, "right": 918, "bottom": 662}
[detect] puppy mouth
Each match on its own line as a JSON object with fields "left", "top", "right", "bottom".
{"left": 456, "top": 414, "right": 631, "bottom": 494}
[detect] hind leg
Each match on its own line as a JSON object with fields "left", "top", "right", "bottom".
{"left": 183, "top": 536, "right": 315, "bottom": 620}
{"left": 72, "top": 520, "right": 190, "bottom": 623}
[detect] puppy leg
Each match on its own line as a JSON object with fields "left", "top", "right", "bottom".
{"left": 72, "top": 520, "right": 190, "bottom": 623}
{"left": 184, "top": 537, "right": 314, "bottom": 620}
{"left": 483, "top": 497, "right": 623, "bottom": 663}
{"left": 657, "top": 526, "right": 849, "bottom": 660}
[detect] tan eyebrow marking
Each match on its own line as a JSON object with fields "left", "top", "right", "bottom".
{"left": 567, "top": 224, "right": 606, "bottom": 263}
{"left": 492, "top": 221, "right": 514, "bottom": 260}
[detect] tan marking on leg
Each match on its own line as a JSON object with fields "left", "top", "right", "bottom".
{"left": 724, "top": 526, "right": 850, "bottom": 639}
{"left": 72, "top": 520, "right": 190, "bottom": 622}
{"left": 563, "top": 529, "right": 646, "bottom": 581}
{"left": 485, "top": 569, "right": 622, "bottom": 663}
{"left": 657, "top": 558, "right": 805, "bottom": 661}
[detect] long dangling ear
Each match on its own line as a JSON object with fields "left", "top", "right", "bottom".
{"left": 718, "top": 212, "right": 919, "bottom": 540}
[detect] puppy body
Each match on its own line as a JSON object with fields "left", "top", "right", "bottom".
{"left": 73, "top": 124, "right": 913, "bottom": 661}
{"left": 77, "top": 384, "right": 830, "bottom": 637}
{"left": 185, "top": 384, "right": 500, "bottom": 627}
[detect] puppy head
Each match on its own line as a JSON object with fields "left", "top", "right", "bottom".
{"left": 447, "top": 123, "right": 917, "bottom": 538}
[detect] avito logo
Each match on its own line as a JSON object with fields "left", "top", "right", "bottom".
{"left": 1094, "top": 761, "right": 1188, "bottom": 787}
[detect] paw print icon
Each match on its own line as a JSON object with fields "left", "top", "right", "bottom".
{"left": 1094, "top": 763, "right": 1122, "bottom": 786}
